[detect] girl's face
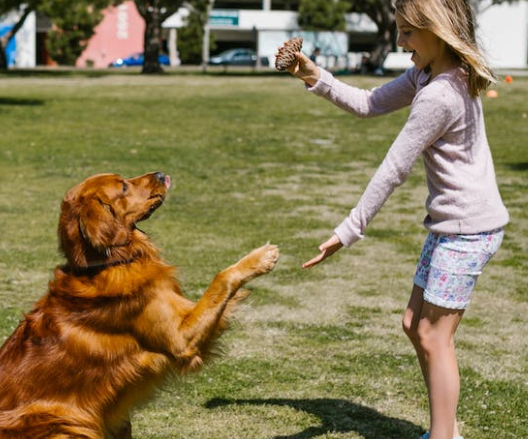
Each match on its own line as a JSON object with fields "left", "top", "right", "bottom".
{"left": 396, "top": 12, "right": 453, "bottom": 77}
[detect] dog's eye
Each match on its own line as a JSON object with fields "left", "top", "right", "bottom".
{"left": 122, "top": 182, "right": 129, "bottom": 194}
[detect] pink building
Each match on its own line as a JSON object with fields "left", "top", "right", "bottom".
{"left": 76, "top": 1, "right": 144, "bottom": 68}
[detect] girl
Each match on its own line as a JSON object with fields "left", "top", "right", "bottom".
{"left": 286, "top": 1, "right": 509, "bottom": 438}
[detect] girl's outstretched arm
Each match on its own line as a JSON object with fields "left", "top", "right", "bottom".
{"left": 302, "top": 234, "right": 343, "bottom": 268}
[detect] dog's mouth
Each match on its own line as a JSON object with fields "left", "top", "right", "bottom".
{"left": 137, "top": 195, "right": 165, "bottom": 223}
{"left": 132, "top": 172, "right": 172, "bottom": 224}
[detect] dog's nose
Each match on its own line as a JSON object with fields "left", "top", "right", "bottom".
{"left": 154, "top": 171, "right": 171, "bottom": 189}
{"left": 154, "top": 172, "right": 165, "bottom": 183}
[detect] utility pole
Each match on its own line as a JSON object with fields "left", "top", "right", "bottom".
{"left": 202, "top": 0, "right": 215, "bottom": 71}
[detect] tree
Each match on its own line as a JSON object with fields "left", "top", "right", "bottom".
{"left": 133, "top": 0, "right": 172, "bottom": 73}
{"left": 298, "top": 0, "right": 349, "bottom": 32}
{"left": 341, "top": 0, "right": 395, "bottom": 71}
{"left": 177, "top": 2, "right": 215, "bottom": 65}
{"left": 42, "top": 1, "right": 110, "bottom": 66}
{"left": 133, "top": 0, "right": 213, "bottom": 73}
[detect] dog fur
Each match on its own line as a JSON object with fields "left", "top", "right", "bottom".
{"left": 0, "top": 171, "right": 279, "bottom": 438}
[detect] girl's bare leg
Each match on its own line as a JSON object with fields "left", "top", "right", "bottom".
{"left": 403, "top": 284, "right": 463, "bottom": 439}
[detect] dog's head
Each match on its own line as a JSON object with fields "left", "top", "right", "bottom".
{"left": 58, "top": 172, "right": 171, "bottom": 268}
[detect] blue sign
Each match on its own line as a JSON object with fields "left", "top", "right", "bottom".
{"left": 209, "top": 10, "right": 239, "bottom": 27}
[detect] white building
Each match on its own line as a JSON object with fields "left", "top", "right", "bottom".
{"left": 163, "top": 0, "right": 528, "bottom": 70}
{"left": 163, "top": 6, "right": 378, "bottom": 69}
{"left": 478, "top": 0, "right": 528, "bottom": 69}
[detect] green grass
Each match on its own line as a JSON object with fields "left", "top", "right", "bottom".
{"left": 0, "top": 70, "right": 527, "bottom": 439}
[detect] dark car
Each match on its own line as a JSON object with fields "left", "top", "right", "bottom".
{"left": 109, "top": 53, "right": 170, "bottom": 68}
{"left": 208, "top": 48, "right": 269, "bottom": 66}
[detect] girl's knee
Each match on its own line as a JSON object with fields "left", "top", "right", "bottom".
{"left": 403, "top": 313, "right": 438, "bottom": 352}
{"left": 403, "top": 284, "right": 425, "bottom": 341}
{"left": 402, "top": 311, "right": 420, "bottom": 344}
{"left": 413, "top": 321, "right": 457, "bottom": 356}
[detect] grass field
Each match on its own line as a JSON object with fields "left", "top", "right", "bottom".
{"left": 0, "top": 69, "right": 526, "bottom": 439}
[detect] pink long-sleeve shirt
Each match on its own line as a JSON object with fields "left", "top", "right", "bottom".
{"left": 309, "top": 66, "right": 509, "bottom": 247}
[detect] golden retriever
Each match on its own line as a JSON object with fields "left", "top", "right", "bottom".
{"left": 0, "top": 171, "right": 279, "bottom": 439}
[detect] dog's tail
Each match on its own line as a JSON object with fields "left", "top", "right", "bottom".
{"left": 0, "top": 402, "right": 100, "bottom": 439}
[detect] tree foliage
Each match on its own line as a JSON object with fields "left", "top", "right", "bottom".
{"left": 177, "top": 2, "right": 216, "bottom": 65}
{"left": 0, "top": 0, "right": 37, "bottom": 16}
{"left": 297, "top": 0, "right": 349, "bottom": 32}
{"left": 42, "top": 1, "right": 110, "bottom": 66}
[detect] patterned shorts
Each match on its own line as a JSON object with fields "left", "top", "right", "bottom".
{"left": 413, "top": 228, "right": 504, "bottom": 310}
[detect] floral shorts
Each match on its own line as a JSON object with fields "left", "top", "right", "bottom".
{"left": 413, "top": 228, "right": 504, "bottom": 310}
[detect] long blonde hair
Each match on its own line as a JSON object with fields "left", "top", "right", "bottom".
{"left": 393, "top": 0, "right": 496, "bottom": 97}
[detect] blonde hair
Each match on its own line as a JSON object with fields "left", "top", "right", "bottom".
{"left": 394, "top": 0, "right": 496, "bottom": 97}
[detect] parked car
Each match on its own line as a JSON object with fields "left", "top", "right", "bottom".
{"left": 208, "top": 48, "right": 269, "bottom": 67}
{"left": 109, "top": 53, "right": 170, "bottom": 68}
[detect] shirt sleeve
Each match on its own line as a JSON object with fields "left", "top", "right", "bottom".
{"left": 334, "top": 81, "right": 458, "bottom": 247}
{"left": 308, "top": 68, "right": 418, "bottom": 118}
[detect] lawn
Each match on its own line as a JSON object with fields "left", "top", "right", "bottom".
{"left": 0, "top": 70, "right": 526, "bottom": 439}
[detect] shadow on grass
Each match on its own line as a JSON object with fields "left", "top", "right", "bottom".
{"left": 0, "top": 97, "right": 45, "bottom": 106}
{"left": 206, "top": 397, "right": 424, "bottom": 439}
{"left": 505, "top": 162, "right": 528, "bottom": 172}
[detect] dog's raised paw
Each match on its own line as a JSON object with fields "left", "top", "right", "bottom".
{"left": 259, "top": 244, "right": 280, "bottom": 273}
{"left": 242, "top": 244, "right": 279, "bottom": 276}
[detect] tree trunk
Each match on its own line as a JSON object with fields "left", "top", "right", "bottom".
{"left": 364, "top": 1, "right": 396, "bottom": 71}
{"left": 0, "top": 39, "right": 8, "bottom": 70}
{"left": 369, "top": 25, "right": 394, "bottom": 70}
{"left": 143, "top": 6, "right": 164, "bottom": 74}
{"left": 135, "top": 0, "right": 164, "bottom": 74}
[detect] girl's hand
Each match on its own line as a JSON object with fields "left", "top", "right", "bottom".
{"left": 302, "top": 234, "right": 343, "bottom": 269}
{"left": 287, "top": 52, "right": 320, "bottom": 87}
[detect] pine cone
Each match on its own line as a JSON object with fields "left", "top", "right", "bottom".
{"left": 275, "top": 37, "right": 303, "bottom": 71}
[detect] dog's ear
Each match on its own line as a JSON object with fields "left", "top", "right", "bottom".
{"left": 79, "top": 197, "right": 131, "bottom": 250}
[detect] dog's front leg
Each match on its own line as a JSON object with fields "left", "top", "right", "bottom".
{"left": 194, "top": 243, "right": 279, "bottom": 306}
{"left": 176, "top": 244, "right": 279, "bottom": 361}
{"left": 132, "top": 244, "right": 278, "bottom": 370}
